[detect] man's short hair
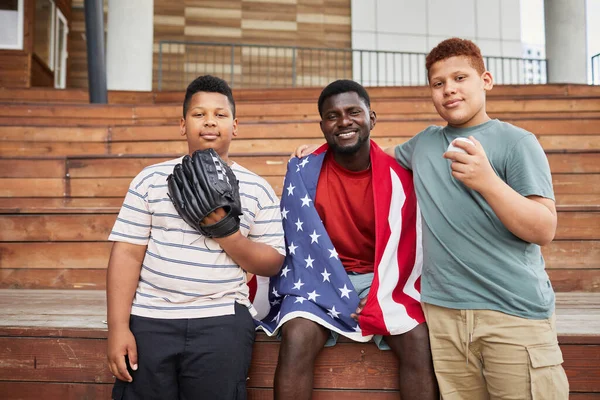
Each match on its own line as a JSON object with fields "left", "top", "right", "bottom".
{"left": 317, "top": 79, "right": 371, "bottom": 117}
{"left": 426, "top": 38, "right": 486, "bottom": 76}
{"left": 183, "top": 75, "right": 236, "bottom": 118}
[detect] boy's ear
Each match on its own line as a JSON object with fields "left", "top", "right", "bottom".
{"left": 179, "top": 117, "right": 186, "bottom": 136}
{"left": 482, "top": 71, "right": 494, "bottom": 91}
{"left": 232, "top": 118, "right": 239, "bottom": 137}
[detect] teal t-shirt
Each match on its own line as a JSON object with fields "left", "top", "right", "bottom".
{"left": 395, "top": 119, "right": 555, "bottom": 319}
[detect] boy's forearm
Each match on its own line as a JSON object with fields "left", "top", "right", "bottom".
{"left": 214, "top": 231, "right": 284, "bottom": 276}
{"left": 106, "top": 242, "right": 146, "bottom": 329}
{"left": 478, "top": 175, "right": 557, "bottom": 246}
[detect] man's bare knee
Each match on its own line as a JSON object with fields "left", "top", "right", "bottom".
{"left": 279, "top": 318, "right": 328, "bottom": 366}
{"left": 387, "top": 323, "right": 434, "bottom": 367}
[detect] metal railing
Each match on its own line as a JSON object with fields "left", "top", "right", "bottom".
{"left": 592, "top": 53, "right": 600, "bottom": 85}
{"left": 156, "top": 41, "right": 548, "bottom": 91}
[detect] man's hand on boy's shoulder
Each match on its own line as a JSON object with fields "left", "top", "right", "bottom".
{"left": 107, "top": 326, "right": 138, "bottom": 383}
{"left": 443, "top": 136, "right": 498, "bottom": 193}
{"left": 293, "top": 144, "right": 320, "bottom": 158}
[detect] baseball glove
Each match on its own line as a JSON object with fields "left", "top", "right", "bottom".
{"left": 167, "top": 148, "right": 242, "bottom": 238}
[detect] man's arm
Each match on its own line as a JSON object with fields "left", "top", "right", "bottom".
{"left": 106, "top": 241, "right": 146, "bottom": 382}
{"left": 444, "top": 136, "right": 556, "bottom": 246}
{"left": 383, "top": 146, "right": 396, "bottom": 158}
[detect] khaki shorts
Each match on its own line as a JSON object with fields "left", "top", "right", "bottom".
{"left": 422, "top": 303, "right": 569, "bottom": 400}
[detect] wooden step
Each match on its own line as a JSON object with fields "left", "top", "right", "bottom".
{"left": 3, "top": 118, "right": 600, "bottom": 141}
{"left": 0, "top": 176, "right": 597, "bottom": 207}
{"left": 1, "top": 156, "right": 599, "bottom": 197}
{"left": 4, "top": 154, "right": 598, "bottom": 179}
{"left": 0, "top": 198, "right": 123, "bottom": 214}
{"left": 1, "top": 241, "right": 597, "bottom": 271}
{"left": 0, "top": 290, "right": 598, "bottom": 399}
{"left": 0, "top": 98, "right": 598, "bottom": 122}
{"left": 3, "top": 267, "right": 599, "bottom": 292}
{"left": 2, "top": 132, "right": 600, "bottom": 158}
{"left": 0, "top": 196, "right": 596, "bottom": 215}
{"left": 0, "top": 209, "right": 598, "bottom": 291}
{"left": 2, "top": 84, "right": 600, "bottom": 104}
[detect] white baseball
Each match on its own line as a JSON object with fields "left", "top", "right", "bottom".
{"left": 446, "top": 137, "right": 474, "bottom": 154}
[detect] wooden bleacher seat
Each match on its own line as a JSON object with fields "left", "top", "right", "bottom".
{"left": 0, "top": 85, "right": 599, "bottom": 398}
{"left": 0, "top": 290, "right": 599, "bottom": 399}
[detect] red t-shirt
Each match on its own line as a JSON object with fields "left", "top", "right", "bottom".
{"left": 315, "top": 153, "right": 376, "bottom": 274}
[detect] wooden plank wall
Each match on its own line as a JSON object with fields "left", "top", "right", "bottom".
{"left": 0, "top": 0, "right": 34, "bottom": 88}
{"left": 155, "top": 0, "right": 352, "bottom": 90}
{"left": 30, "top": 53, "right": 53, "bottom": 87}
{"left": 0, "top": 0, "right": 72, "bottom": 88}
{"left": 68, "top": 0, "right": 352, "bottom": 89}
{"left": 0, "top": 52, "right": 30, "bottom": 88}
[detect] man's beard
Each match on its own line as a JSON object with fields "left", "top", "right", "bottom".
{"left": 326, "top": 133, "right": 368, "bottom": 155}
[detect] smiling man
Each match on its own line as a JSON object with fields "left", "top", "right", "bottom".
{"left": 256, "top": 80, "right": 438, "bottom": 400}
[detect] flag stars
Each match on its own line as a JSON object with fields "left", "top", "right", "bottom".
{"left": 299, "top": 158, "right": 310, "bottom": 168}
{"left": 270, "top": 299, "right": 281, "bottom": 306}
{"left": 294, "top": 297, "right": 307, "bottom": 304}
{"left": 321, "top": 269, "right": 331, "bottom": 282}
{"left": 280, "top": 265, "right": 290, "bottom": 277}
{"left": 271, "top": 311, "right": 281, "bottom": 323}
{"left": 327, "top": 305, "right": 341, "bottom": 319}
{"left": 307, "top": 290, "right": 320, "bottom": 302}
{"left": 292, "top": 278, "right": 305, "bottom": 290}
{"left": 309, "top": 230, "right": 321, "bottom": 244}
{"left": 304, "top": 255, "right": 314, "bottom": 269}
{"left": 338, "top": 284, "right": 352, "bottom": 299}
{"left": 353, "top": 325, "right": 362, "bottom": 332}
{"left": 300, "top": 194, "right": 312, "bottom": 207}
{"left": 281, "top": 207, "right": 289, "bottom": 219}
{"left": 272, "top": 288, "right": 280, "bottom": 298}
{"left": 295, "top": 218, "right": 304, "bottom": 231}
{"left": 328, "top": 248, "right": 339, "bottom": 259}
{"left": 286, "top": 183, "right": 296, "bottom": 196}
{"left": 288, "top": 242, "right": 298, "bottom": 255}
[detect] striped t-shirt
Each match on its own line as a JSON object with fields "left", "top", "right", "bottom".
{"left": 108, "top": 157, "right": 285, "bottom": 319}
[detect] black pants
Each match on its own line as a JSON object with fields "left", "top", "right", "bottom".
{"left": 112, "top": 303, "right": 256, "bottom": 400}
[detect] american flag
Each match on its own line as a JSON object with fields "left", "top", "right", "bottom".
{"left": 254, "top": 141, "right": 424, "bottom": 339}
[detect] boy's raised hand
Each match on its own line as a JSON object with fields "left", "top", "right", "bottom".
{"left": 107, "top": 327, "right": 138, "bottom": 382}
{"left": 443, "top": 136, "right": 497, "bottom": 193}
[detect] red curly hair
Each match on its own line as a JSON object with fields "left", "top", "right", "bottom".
{"left": 426, "top": 38, "right": 486, "bottom": 76}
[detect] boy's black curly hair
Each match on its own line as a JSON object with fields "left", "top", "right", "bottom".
{"left": 183, "top": 75, "right": 236, "bottom": 118}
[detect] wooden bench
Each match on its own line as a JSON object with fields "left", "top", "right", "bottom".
{"left": 0, "top": 290, "right": 599, "bottom": 399}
